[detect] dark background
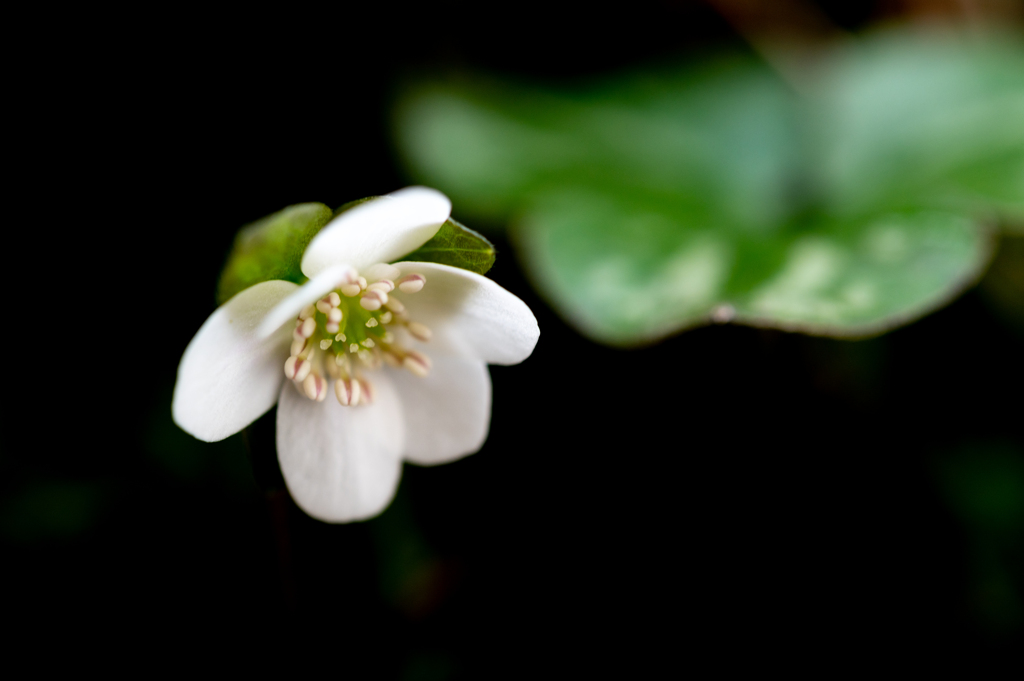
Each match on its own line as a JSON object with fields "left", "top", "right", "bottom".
{"left": 6, "top": 0, "right": 1022, "bottom": 672}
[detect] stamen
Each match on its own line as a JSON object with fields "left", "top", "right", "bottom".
{"left": 320, "top": 339, "right": 332, "bottom": 350}
{"left": 361, "top": 338, "right": 375, "bottom": 348}
{"left": 335, "top": 332, "right": 347, "bottom": 342}
{"left": 349, "top": 343, "right": 359, "bottom": 353}
{"left": 382, "top": 351, "right": 401, "bottom": 367}
{"left": 295, "top": 317, "right": 315, "bottom": 339}
{"left": 327, "top": 292, "right": 341, "bottom": 307}
{"left": 303, "top": 374, "right": 328, "bottom": 401}
{"left": 325, "top": 322, "right": 340, "bottom": 334}
{"left": 316, "top": 298, "right": 332, "bottom": 314}
{"left": 360, "top": 289, "right": 386, "bottom": 311}
{"left": 299, "top": 304, "right": 316, "bottom": 320}
{"left": 328, "top": 308, "right": 343, "bottom": 323}
{"left": 398, "top": 274, "right": 426, "bottom": 293}
{"left": 335, "top": 377, "right": 360, "bottom": 406}
{"left": 357, "top": 276, "right": 367, "bottom": 290}
{"left": 364, "top": 263, "right": 401, "bottom": 282}
{"left": 384, "top": 297, "right": 405, "bottom": 314}
{"left": 284, "top": 356, "right": 312, "bottom": 382}
{"left": 358, "top": 379, "right": 375, "bottom": 405}
{"left": 291, "top": 338, "right": 307, "bottom": 357}
{"left": 367, "top": 280, "right": 394, "bottom": 294}
{"left": 407, "top": 322, "right": 432, "bottom": 342}
{"left": 365, "top": 318, "right": 378, "bottom": 328}
{"left": 341, "top": 283, "right": 362, "bottom": 297}
{"left": 380, "top": 311, "right": 393, "bottom": 324}
{"left": 403, "top": 351, "right": 431, "bottom": 377}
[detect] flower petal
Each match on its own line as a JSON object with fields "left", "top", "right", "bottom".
{"left": 301, "top": 187, "right": 452, "bottom": 277}
{"left": 391, "top": 261, "right": 540, "bottom": 365}
{"left": 256, "top": 264, "right": 356, "bottom": 339}
{"left": 388, "top": 357, "right": 491, "bottom": 466}
{"left": 173, "top": 280, "right": 297, "bottom": 442}
{"left": 277, "top": 374, "right": 405, "bottom": 522}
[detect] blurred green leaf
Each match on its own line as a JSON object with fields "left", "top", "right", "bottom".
{"left": 814, "top": 30, "right": 1024, "bottom": 223}
{"left": 217, "top": 202, "right": 333, "bottom": 305}
{"left": 401, "top": 218, "right": 495, "bottom": 274}
{"left": 395, "top": 30, "right": 1022, "bottom": 343}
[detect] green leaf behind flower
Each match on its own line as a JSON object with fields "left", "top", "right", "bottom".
{"left": 217, "top": 202, "right": 333, "bottom": 305}
{"left": 400, "top": 218, "right": 496, "bottom": 274}
{"left": 394, "top": 30, "right": 1022, "bottom": 344}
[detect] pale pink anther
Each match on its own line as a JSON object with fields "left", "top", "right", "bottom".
{"left": 303, "top": 373, "right": 328, "bottom": 402}
{"left": 360, "top": 289, "right": 386, "bottom": 311}
{"left": 407, "top": 322, "right": 432, "bottom": 342}
{"left": 327, "top": 292, "right": 341, "bottom": 307}
{"left": 357, "top": 276, "right": 367, "bottom": 290}
{"left": 296, "top": 317, "right": 315, "bottom": 338}
{"left": 285, "top": 356, "right": 312, "bottom": 381}
{"left": 316, "top": 299, "right": 332, "bottom": 314}
{"left": 398, "top": 274, "right": 426, "bottom": 293}
{"left": 403, "top": 351, "right": 431, "bottom": 377}
{"left": 367, "top": 280, "right": 394, "bottom": 294}
{"left": 341, "top": 284, "right": 362, "bottom": 297}
{"left": 380, "top": 311, "right": 393, "bottom": 324}
{"left": 290, "top": 338, "right": 307, "bottom": 357}
{"left": 299, "top": 304, "right": 316, "bottom": 320}
{"left": 384, "top": 297, "right": 405, "bottom": 314}
{"left": 328, "top": 308, "right": 342, "bottom": 323}
{"left": 335, "top": 377, "right": 360, "bottom": 406}
{"left": 325, "top": 322, "right": 340, "bottom": 334}
{"left": 358, "top": 379, "right": 375, "bottom": 405}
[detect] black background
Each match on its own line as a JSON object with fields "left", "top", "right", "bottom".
{"left": 6, "top": 0, "right": 1022, "bottom": 672}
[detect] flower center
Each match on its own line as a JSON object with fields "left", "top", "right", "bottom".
{"left": 282, "top": 264, "right": 432, "bottom": 406}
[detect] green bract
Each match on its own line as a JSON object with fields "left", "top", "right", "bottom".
{"left": 394, "top": 29, "right": 1024, "bottom": 345}
{"left": 217, "top": 199, "right": 495, "bottom": 305}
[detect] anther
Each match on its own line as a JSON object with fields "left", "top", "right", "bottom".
{"left": 335, "top": 332, "right": 347, "bottom": 342}
{"left": 365, "top": 263, "right": 401, "bottom": 282}
{"left": 299, "top": 304, "right": 316, "bottom": 320}
{"left": 384, "top": 297, "right": 405, "bottom": 314}
{"left": 367, "top": 280, "right": 394, "bottom": 294}
{"left": 328, "top": 292, "right": 341, "bottom": 307}
{"left": 398, "top": 274, "right": 426, "bottom": 293}
{"left": 349, "top": 343, "right": 359, "bottom": 353}
{"left": 357, "top": 276, "right": 367, "bottom": 290}
{"left": 360, "top": 289, "right": 386, "bottom": 311}
{"left": 335, "top": 377, "right": 360, "bottom": 406}
{"left": 380, "top": 311, "right": 393, "bottom": 324}
{"left": 303, "top": 374, "right": 328, "bottom": 402}
{"left": 296, "top": 317, "right": 315, "bottom": 339}
{"left": 407, "top": 322, "right": 432, "bottom": 341}
{"left": 403, "top": 351, "right": 431, "bottom": 377}
{"left": 284, "top": 356, "right": 312, "bottom": 382}
{"left": 366, "top": 318, "right": 378, "bottom": 328}
{"left": 291, "top": 338, "right": 307, "bottom": 357}
{"left": 341, "top": 283, "right": 362, "bottom": 297}
{"left": 316, "top": 298, "right": 332, "bottom": 314}
{"left": 358, "top": 379, "right": 375, "bottom": 405}
{"left": 361, "top": 338, "right": 375, "bottom": 348}
{"left": 320, "top": 339, "right": 332, "bottom": 350}
{"left": 328, "top": 308, "right": 342, "bottom": 323}
{"left": 382, "top": 351, "right": 401, "bottom": 367}
{"left": 325, "top": 322, "right": 340, "bottom": 334}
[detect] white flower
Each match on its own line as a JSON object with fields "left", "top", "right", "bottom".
{"left": 172, "top": 187, "right": 539, "bottom": 522}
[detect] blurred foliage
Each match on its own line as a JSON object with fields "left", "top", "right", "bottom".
{"left": 395, "top": 28, "right": 1024, "bottom": 345}
{"left": 217, "top": 201, "right": 495, "bottom": 306}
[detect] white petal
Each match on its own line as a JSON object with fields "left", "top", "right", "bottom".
{"left": 388, "top": 357, "right": 491, "bottom": 466}
{"left": 300, "top": 187, "right": 451, "bottom": 277}
{"left": 173, "top": 280, "right": 297, "bottom": 442}
{"left": 277, "top": 374, "right": 405, "bottom": 522}
{"left": 256, "top": 264, "right": 355, "bottom": 339}
{"left": 391, "top": 262, "right": 540, "bottom": 365}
